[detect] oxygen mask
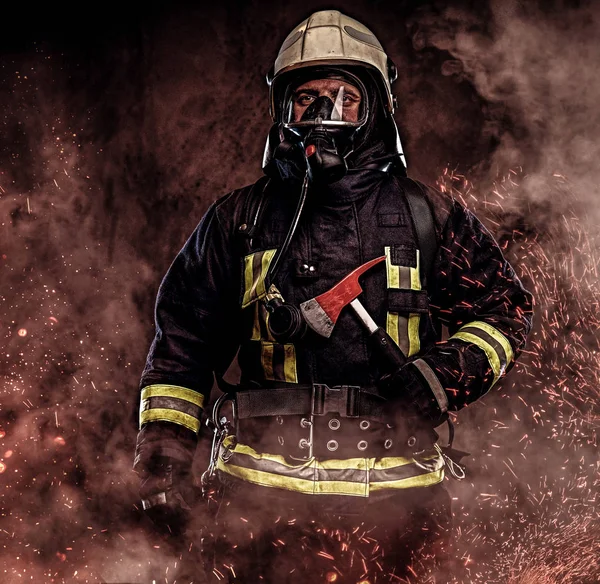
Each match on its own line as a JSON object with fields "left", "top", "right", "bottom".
{"left": 277, "top": 72, "right": 369, "bottom": 184}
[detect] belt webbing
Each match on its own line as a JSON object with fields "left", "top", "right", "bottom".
{"left": 234, "top": 385, "right": 388, "bottom": 421}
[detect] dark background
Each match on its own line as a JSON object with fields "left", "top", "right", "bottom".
{"left": 1, "top": 1, "right": 599, "bottom": 582}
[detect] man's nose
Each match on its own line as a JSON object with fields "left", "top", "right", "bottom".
{"left": 300, "top": 95, "right": 335, "bottom": 121}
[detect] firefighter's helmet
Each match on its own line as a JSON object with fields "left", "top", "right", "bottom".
{"left": 267, "top": 10, "right": 398, "bottom": 121}
{"left": 263, "top": 10, "right": 406, "bottom": 175}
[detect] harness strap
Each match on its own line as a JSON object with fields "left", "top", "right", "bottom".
{"left": 237, "top": 175, "right": 271, "bottom": 249}
{"left": 234, "top": 384, "right": 388, "bottom": 421}
{"left": 401, "top": 178, "right": 438, "bottom": 288}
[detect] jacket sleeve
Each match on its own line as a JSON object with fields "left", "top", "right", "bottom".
{"left": 399, "top": 194, "right": 534, "bottom": 418}
{"left": 134, "top": 198, "right": 242, "bottom": 470}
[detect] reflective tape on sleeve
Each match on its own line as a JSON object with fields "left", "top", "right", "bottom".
{"left": 463, "top": 321, "right": 514, "bottom": 364}
{"left": 139, "top": 408, "right": 201, "bottom": 433}
{"left": 139, "top": 384, "right": 204, "bottom": 432}
{"left": 141, "top": 384, "right": 204, "bottom": 406}
{"left": 450, "top": 320, "right": 514, "bottom": 385}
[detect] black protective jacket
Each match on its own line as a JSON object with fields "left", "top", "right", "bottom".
{"left": 134, "top": 168, "right": 533, "bottom": 498}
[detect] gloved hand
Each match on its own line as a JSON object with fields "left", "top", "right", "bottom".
{"left": 380, "top": 360, "right": 449, "bottom": 427}
{"left": 138, "top": 455, "right": 196, "bottom": 538}
{"left": 134, "top": 421, "right": 200, "bottom": 539}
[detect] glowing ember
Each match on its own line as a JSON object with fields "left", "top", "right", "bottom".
{"left": 17, "top": 328, "right": 27, "bottom": 337}
{"left": 0, "top": 462, "right": 6, "bottom": 473}
{"left": 48, "top": 316, "right": 58, "bottom": 324}
{"left": 325, "top": 571, "right": 338, "bottom": 582}
{"left": 4, "top": 450, "right": 13, "bottom": 458}
{"left": 0, "top": 429, "right": 5, "bottom": 439}
{"left": 54, "top": 436, "right": 66, "bottom": 446}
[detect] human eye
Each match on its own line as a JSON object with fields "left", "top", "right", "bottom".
{"left": 295, "top": 93, "right": 316, "bottom": 106}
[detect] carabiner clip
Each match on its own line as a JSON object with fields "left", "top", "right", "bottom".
{"left": 201, "top": 393, "right": 236, "bottom": 497}
{"left": 434, "top": 443, "right": 466, "bottom": 480}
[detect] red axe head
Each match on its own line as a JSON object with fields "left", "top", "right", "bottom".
{"left": 299, "top": 256, "right": 385, "bottom": 337}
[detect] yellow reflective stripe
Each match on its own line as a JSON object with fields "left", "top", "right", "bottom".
{"left": 139, "top": 408, "right": 200, "bottom": 433}
{"left": 465, "top": 321, "right": 514, "bottom": 364}
{"left": 408, "top": 250, "right": 421, "bottom": 356}
{"left": 385, "top": 247, "right": 422, "bottom": 357}
{"left": 259, "top": 250, "right": 276, "bottom": 299}
{"left": 260, "top": 341, "right": 297, "bottom": 383}
{"left": 242, "top": 254, "right": 255, "bottom": 308}
{"left": 385, "top": 247, "right": 400, "bottom": 288}
{"left": 224, "top": 438, "right": 440, "bottom": 470}
{"left": 140, "top": 384, "right": 204, "bottom": 407}
{"left": 370, "top": 468, "right": 444, "bottom": 491}
{"left": 252, "top": 303, "right": 277, "bottom": 342}
{"left": 217, "top": 462, "right": 370, "bottom": 497}
{"left": 222, "top": 437, "right": 307, "bottom": 468}
{"left": 218, "top": 438, "right": 444, "bottom": 494}
{"left": 217, "top": 460, "right": 443, "bottom": 495}
{"left": 241, "top": 249, "right": 277, "bottom": 308}
{"left": 261, "top": 341, "right": 274, "bottom": 379}
{"left": 386, "top": 312, "right": 399, "bottom": 346}
{"left": 408, "top": 314, "right": 421, "bottom": 357}
{"left": 373, "top": 452, "right": 439, "bottom": 470}
{"left": 283, "top": 344, "right": 298, "bottom": 383}
{"left": 452, "top": 331, "right": 503, "bottom": 383}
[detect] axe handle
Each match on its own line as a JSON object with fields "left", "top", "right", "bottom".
{"left": 349, "top": 299, "right": 407, "bottom": 369}
{"left": 369, "top": 326, "right": 407, "bottom": 369}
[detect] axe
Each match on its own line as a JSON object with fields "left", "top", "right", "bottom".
{"left": 299, "top": 256, "right": 407, "bottom": 369}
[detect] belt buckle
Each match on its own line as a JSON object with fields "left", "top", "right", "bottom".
{"left": 311, "top": 384, "right": 360, "bottom": 418}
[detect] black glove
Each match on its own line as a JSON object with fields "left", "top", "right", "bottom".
{"left": 138, "top": 456, "right": 196, "bottom": 538}
{"left": 134, "top": 422, "right": 199, "bottom": 539}
{"left": 381, "top": 361, "right": 449, "bottom": 427}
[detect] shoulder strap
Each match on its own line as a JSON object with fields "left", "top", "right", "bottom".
{"left": 237, "top": 175, "right": 271, "bottom": 251}
{"left": 402, "top": 178, "right": 438, "bottom": 289}
{"left": 401, "top": 179, "right": 457, "bottom": 449}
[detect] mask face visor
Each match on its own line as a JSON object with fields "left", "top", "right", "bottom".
{"left": 282, "top": 74, "right": 368, "bottom": 132}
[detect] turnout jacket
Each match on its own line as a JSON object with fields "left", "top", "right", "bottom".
{"left": 135, "top": 169, "right": 533, "bottom": 498}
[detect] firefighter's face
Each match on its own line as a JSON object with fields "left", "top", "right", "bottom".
{"left": 291, "top": 78, "right": 362, "bottom": 123}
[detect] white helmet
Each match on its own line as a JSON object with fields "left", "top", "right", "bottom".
{"left": 264, "top": 10, "right": 406, "bottom": 175}
{"left": 267, "top": 10, "right": 397, "bottom": 121}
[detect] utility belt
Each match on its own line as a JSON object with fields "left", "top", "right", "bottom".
{"left": 209, "top": 382, "right": 435, "bottom": 461}
{"left": 201, "top": 382, "right": 465, "bottom": 499}
{"left": 236, "top": 383, "right": 385, "bottom": 421}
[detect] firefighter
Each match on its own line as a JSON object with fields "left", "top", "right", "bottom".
{"left": 133, "top": 10, "right": 533, "bottom": 583}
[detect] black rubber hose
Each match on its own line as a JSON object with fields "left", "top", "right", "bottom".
{"left": 265, "top": 171, "right": 309, "bottom": 288}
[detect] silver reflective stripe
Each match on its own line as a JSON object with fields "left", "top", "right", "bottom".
{"left": 411, "top": 358, "right": 448, "bottom": 413}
